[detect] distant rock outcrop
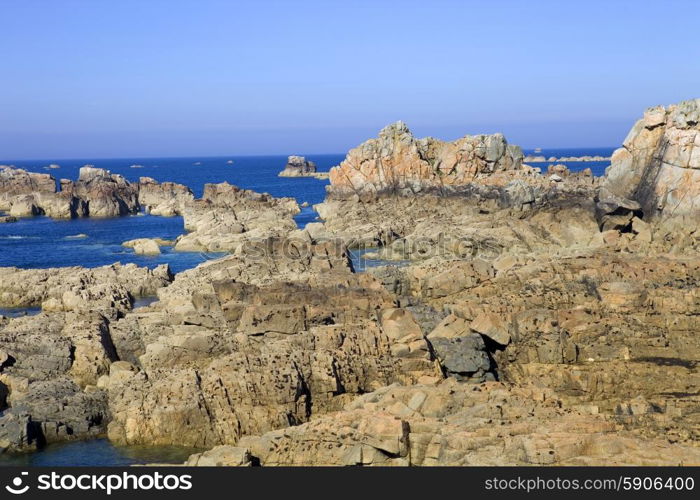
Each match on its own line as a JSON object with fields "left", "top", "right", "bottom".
{"left": 0, "top": 166, "right": 140, "bottom": 218}
{"left": 327, "top": 121, "right": 524, "bottom": 196}
{"left": 62, "top": 167, "right": 140, "bottom": 217}
{"left": 278, "top": 156, "right": 317, "bottom": 177}
{"left": 524, "top": 155, "right": 610, "bottom": 162}
{"left": 0, "top": 167, "right": 56, "bottom": 212}
{"left": 602, "top": 98, "right": 700, "bottom": 218}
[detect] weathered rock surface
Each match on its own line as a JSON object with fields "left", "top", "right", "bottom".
{"left": 34, "top": 191, "right": 87, "bottom": 219}
{"left": 328, "top": 121, "right": 525, "bottom": 196}
{"left": 185, "top": 445, "right": 252, "bottom": 466}
{"left": 62, "top": 167, "right": 139, "bottom": 217}
{"left": 0, "top": 263, "right": 172, "bottom": 312}
{"left": 173, "top": 182, "right": 300, "bottom": 253}
{"left": 105, "top": 239, "right": 438, "bottom": 448}
{"left": 138, "top": 177, "right": 194, "bottom": 216}
{"left": 313, "top": 190, "right": 599, "bottom": 255}
{"left": 122, "top": 238, "right": 161, "bottom": 255}
{"left": 278, "top": 155, "right": 317, "bottom": 177}
{"left": 5, "top": 104, "right": 700, "bottom": 465}
{"left": 8, "top": 194, "right": 41, "bottom": 217}
{"left": 602, "top": 98, "right": 700, "bottom": 218}
{"left": 209, "top": 108, "right": 699, "bottom": 466}
{"left": 0, "top": 167, "right": 56, "bottom": 211}
{"left": 0, "top": 263, "right": 174, "bottom": 452}
{"left": 225, "top": 381, "right": 700, "bottom": 466}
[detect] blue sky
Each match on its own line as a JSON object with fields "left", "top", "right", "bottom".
{"left": 1, "top": 0, "right": 699, "bottom": 159}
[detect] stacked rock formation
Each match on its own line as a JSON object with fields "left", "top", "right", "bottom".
{"left": 327, "top": 121, "right": 525, "bottom": 196}
{"left": 62, "top": 167, "right": 139, "bottom": 217}
{"left": 0, "top": 167, "right": 56, "bottom": 211}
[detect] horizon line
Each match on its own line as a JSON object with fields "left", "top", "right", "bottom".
{"left": 0, "top": 146, "right": 619, "bottom": 164}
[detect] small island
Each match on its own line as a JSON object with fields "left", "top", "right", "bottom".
{"left": 278, "top": 155, "right": 328, "bottom": 179}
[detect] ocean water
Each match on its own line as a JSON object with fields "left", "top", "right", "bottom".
{"left": 0, "top": 439, "right": 199, "bottom": 466}
{"left": 0, "top": 213, "right": 212, "bottom": 273}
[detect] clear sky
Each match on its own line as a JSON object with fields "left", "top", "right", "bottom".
{"left": 1, "top": 0, "right": 699, "bottom": 159}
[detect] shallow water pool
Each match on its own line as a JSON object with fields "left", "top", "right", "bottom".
{"left": 0, "top": 439, "right": 200, "bottom": 467}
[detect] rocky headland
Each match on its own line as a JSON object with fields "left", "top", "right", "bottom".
{"left": 1, "top": 99, "right": 699, "bottom": 465}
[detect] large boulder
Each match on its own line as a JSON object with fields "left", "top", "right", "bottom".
{"left": 122, "top": 238, "right": 161, "bottom": 255}
{"left": 173, "top": 183, "right": 300, "bottom": 253}
{"left": 595, "top": 195, "right": 643, "bottom": 232}
{"left": 138, "top": 177, "right": 194, "bottom": 216}
{"left": 602, "top": 98, "right": 700, "bottom": 218}
{"left": 0, "top": 167, "right": 56, "bottom": 211}
{"left": 9, "top": 195, "right": 42, "bottom": 217}
{"left": 186, "top": 445, "right": 252, "bottom": 466}
{"left": 0, "top": 409, "right": 37, "bottom": 453}
{"left": 34, "top": 192, "right": 87, "bottom": 218}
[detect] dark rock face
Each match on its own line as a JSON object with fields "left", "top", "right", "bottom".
{"left": 429, "top": 334, "right": 494, "bottom": 382}
{"left": 278, "top": 156, "right": 317, "bottom": 177}
{"left": 62, "top": 167, "right": 140, "bottom": 217}
{"left": 595, "top": 195, "right": 643, "bottom": 232}
{"left": 7, "top": 378, "right": 108, "bottom": 446}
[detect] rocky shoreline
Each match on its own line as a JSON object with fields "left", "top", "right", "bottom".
{"left": 1, "top": 99, "right": 699, "bottom": 465}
